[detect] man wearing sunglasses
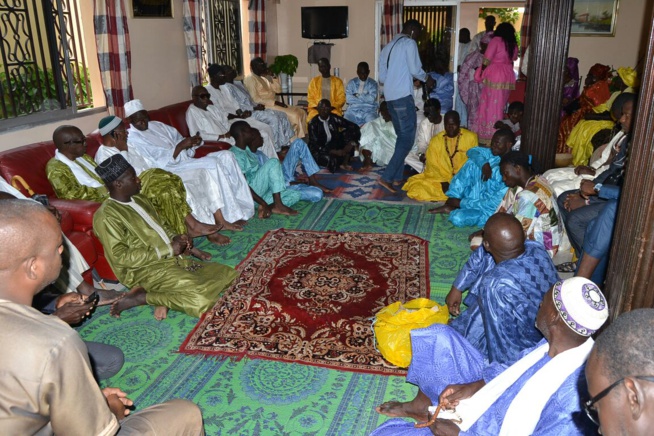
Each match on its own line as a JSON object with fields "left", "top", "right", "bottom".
{"left": 374, "top": 276, "right": 608, "bottom": 435}
{"left": 186, "top": 85, "right": 278, "bottom": 158}
{"left": 585, "top": 308, "right": 654, "bottom": 435}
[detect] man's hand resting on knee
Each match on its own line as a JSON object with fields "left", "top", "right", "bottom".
{"left": 445, "top": 287, "right": 462, "bottom": 317}
{"left": 102, "top": 387, "right": 134, "bottom": 421}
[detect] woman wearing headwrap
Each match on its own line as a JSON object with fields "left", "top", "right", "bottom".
{"left": 475, "top": 23, "right": 519, "bottom": 144}
{"left": 458, "top": 32, "right": 493, "bottom": 134}
{"left": 557, "top": 63, "right": 612, "bottom": 154}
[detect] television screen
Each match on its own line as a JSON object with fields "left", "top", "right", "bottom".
{"left": 301, "top": 6, "right": 349, "bottom": 40}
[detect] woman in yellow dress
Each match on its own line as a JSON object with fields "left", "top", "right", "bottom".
{"left": 403, "top": 111, "right": 478, "bottom": 202}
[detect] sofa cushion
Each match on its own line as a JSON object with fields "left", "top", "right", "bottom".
{"left": 67, "top": 231, "right": 98, "bottom": 268}
{"left": 0, "top": 142, "right": 57, "bottom": 196}
{"left": 156, "top": 101, "right": 193, "bottom": 137}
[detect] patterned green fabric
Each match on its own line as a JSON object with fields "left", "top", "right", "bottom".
{"left": 139, "top": 168, "right": 192, "bottom": 235}
{"left": 46, "top": 155, "right": 108, "bottom": 202}
{"left": 78, "top": 199, "right": 476, "bottom": 435}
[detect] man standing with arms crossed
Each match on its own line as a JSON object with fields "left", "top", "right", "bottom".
{"left": 378, "top": 19, "right": 435, "bottom": 193}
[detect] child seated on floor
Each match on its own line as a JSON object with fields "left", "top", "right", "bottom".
{"left": 494, "top": 101, "right": 524, "bottom": 150}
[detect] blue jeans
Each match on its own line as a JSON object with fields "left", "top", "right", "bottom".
{"left": 557, "top": 189, "right": 606, "bottom": 256}
{"left": 281, "top": 139, "right": 323, "bottom": 202}
{"left": 580, "top": 199, "right": 618, "bottom": 285}
{"left": 382, "top": 95, "right": 417, "bottom": 183}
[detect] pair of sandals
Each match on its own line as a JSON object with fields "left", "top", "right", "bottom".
{"left": 556, "top": 261, "right": 577, "bottom": 273}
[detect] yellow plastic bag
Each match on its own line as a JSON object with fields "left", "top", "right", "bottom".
{"left": 373, "top": 298, "right": 449, "bottom": 368}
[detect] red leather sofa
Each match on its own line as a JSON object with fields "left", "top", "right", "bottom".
{"left": 0, "top": 101, "right": 230, "bottom": 282}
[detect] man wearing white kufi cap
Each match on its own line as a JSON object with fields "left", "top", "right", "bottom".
{"left": 124, "top": 99, "right": 254, "bottom": 230}
{"left": 373, "top": 276, "right": 608, "bottom": 435}
{"left": 95, "top": 115, "right": 231, "bottom": 245}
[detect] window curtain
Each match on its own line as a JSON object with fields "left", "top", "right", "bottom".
{"left": 183, "top": 0, "right": 205, "bottom": 87}
{"left": 93, "top": 0, "right": 133, "bottom": 118}
{"left": 519, "top": 0, "right": 532, "bottom": 77}
{"left": 381, "top": 0, "right": 403, "bottom": 48}
{"left": 248, "top": 0, "right": 266, "bottom": 60}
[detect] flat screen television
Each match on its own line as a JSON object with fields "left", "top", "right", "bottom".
{"left": 301, "top": 6, "right": 348, "bottom": 39}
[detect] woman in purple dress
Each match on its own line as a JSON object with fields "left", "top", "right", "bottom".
{"left": 458, "top": 32, "right": 493, "bottom": 134}
{"left": 475, "top": 23, "right": 518, "bottom": 144}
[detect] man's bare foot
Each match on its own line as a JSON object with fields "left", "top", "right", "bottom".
{"left": 379, "top": 179, "right": 397, "bottom": 194}
{"left": 221, "top": 221, "right": 244, "bottom": 231}
{"left": 97, "top": 289, "right": 124, "bottom": 306}
{"left": 375, "top": 401, "right": 429, "bottom": 422}
{"left": 358, "top": 164, "right": 373, "bottom": 173}
{"left": 428, "top": 204, "right": 454, "bottom": 214}
{"left": 376, "top": 391, "right": 432, "bottom": 421}
{"left": 190, "top": 246, "right": 212, "bottom": 260}
{"left": 207, "top": 232, "right": 231, "bottom": 246}
{"left": 77, "top": 281, "right": 122, "bottom": 306}
{"left": 154, "top": 306, "right": 169, "bottom": 321}
{"left": 214, "top": 210, "right": 245, "bottom": 231}
{"left": 271, "top": 204, "right": 298, "bottom": 216}
{"left": 110, "top": 286, "right": 147, "bottom": 318}
{"left": 186, "top": 217, "right": 223, "bottom": 238}
{"left": 258, "top": 206, "right": 272, "bottom": 219}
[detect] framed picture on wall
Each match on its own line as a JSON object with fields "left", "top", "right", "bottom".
{"left": 571, "top": 0, "right": 619, "bottom": 36}
{"left": 132, "top": 0, "right": 173, "bottom": 18}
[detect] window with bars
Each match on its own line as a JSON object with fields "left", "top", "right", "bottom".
{"left": 0, "top": 0, "right": 93, "bottom": 127}
{"left": 205, "top": 0, "right": 243, "bottom": 76}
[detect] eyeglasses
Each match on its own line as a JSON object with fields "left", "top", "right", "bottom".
{"left": 584, "top": 375, "right": 654, "bottom": 426}
{"left": 193, "top": 93, "right": 211, "bottom": 99}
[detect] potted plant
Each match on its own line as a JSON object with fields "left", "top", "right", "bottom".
{"left": 269, "top": 54, "right": 299, "bottom": 76}
{"left": 269, "top": 54, "right": 299, "bottom": 93}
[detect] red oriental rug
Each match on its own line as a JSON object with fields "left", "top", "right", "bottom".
{"left": 180, "top": 229, "right": 429, "bottom": 375}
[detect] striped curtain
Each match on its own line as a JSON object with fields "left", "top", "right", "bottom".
{"left": 248, "top": 0, "right": 266, "bottom": 60}
{"left": 381, "top": 0, "right": 403, "bottom": 48}
{"left": 93, "top": 0, "right": 133, "bottom": 118}
{"left": 183, "top": 0, "right": 205, "bottom": 87}
{"left": 519, "top": 0, "right": 532, "bottom": 77}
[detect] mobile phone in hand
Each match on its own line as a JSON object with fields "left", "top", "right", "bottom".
{"left": 86, "top": 291, "right": 100, "bottom": 306}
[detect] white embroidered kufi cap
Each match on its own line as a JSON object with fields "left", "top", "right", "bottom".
{"left": 552, "top": 277, "right": 608, "bottom": 336}
{"left": 98, "top": 115, "right": 123, "bottom": 136}
{"left": 124, "top": 99, "right": 145, "bottom": 118}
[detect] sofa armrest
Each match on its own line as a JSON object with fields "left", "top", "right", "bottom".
{"left": 194, "top": 141, "right": 232, "bottom": 158}
{"left": 50, "top": 198, "right": 101, "bottom": 233}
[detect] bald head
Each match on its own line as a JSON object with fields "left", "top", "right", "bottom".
{"left": 483, "top": 213, "right": 526, "bottom": 261}
{"left": 53, "top": 125, "right": 83, "bottom": 149}
{"left": 0, "top": 200, "right": 62, "bottom": 302}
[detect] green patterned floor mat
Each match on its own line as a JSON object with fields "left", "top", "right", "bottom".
{"left": 77, "top": 199, "right": 477, "bottom": 435}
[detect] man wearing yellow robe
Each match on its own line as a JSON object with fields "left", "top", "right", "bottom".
{"left": 403, "top": 111, "right": 478, "bottom": 202}
{"left": 93, "top": 155, "right": 239, "bottom": 319}
{"left": 307, "top": 58, "right": 346, "bottom": 121}
{"left": 244, "top": 57, "right": 307, "bottom": 139}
